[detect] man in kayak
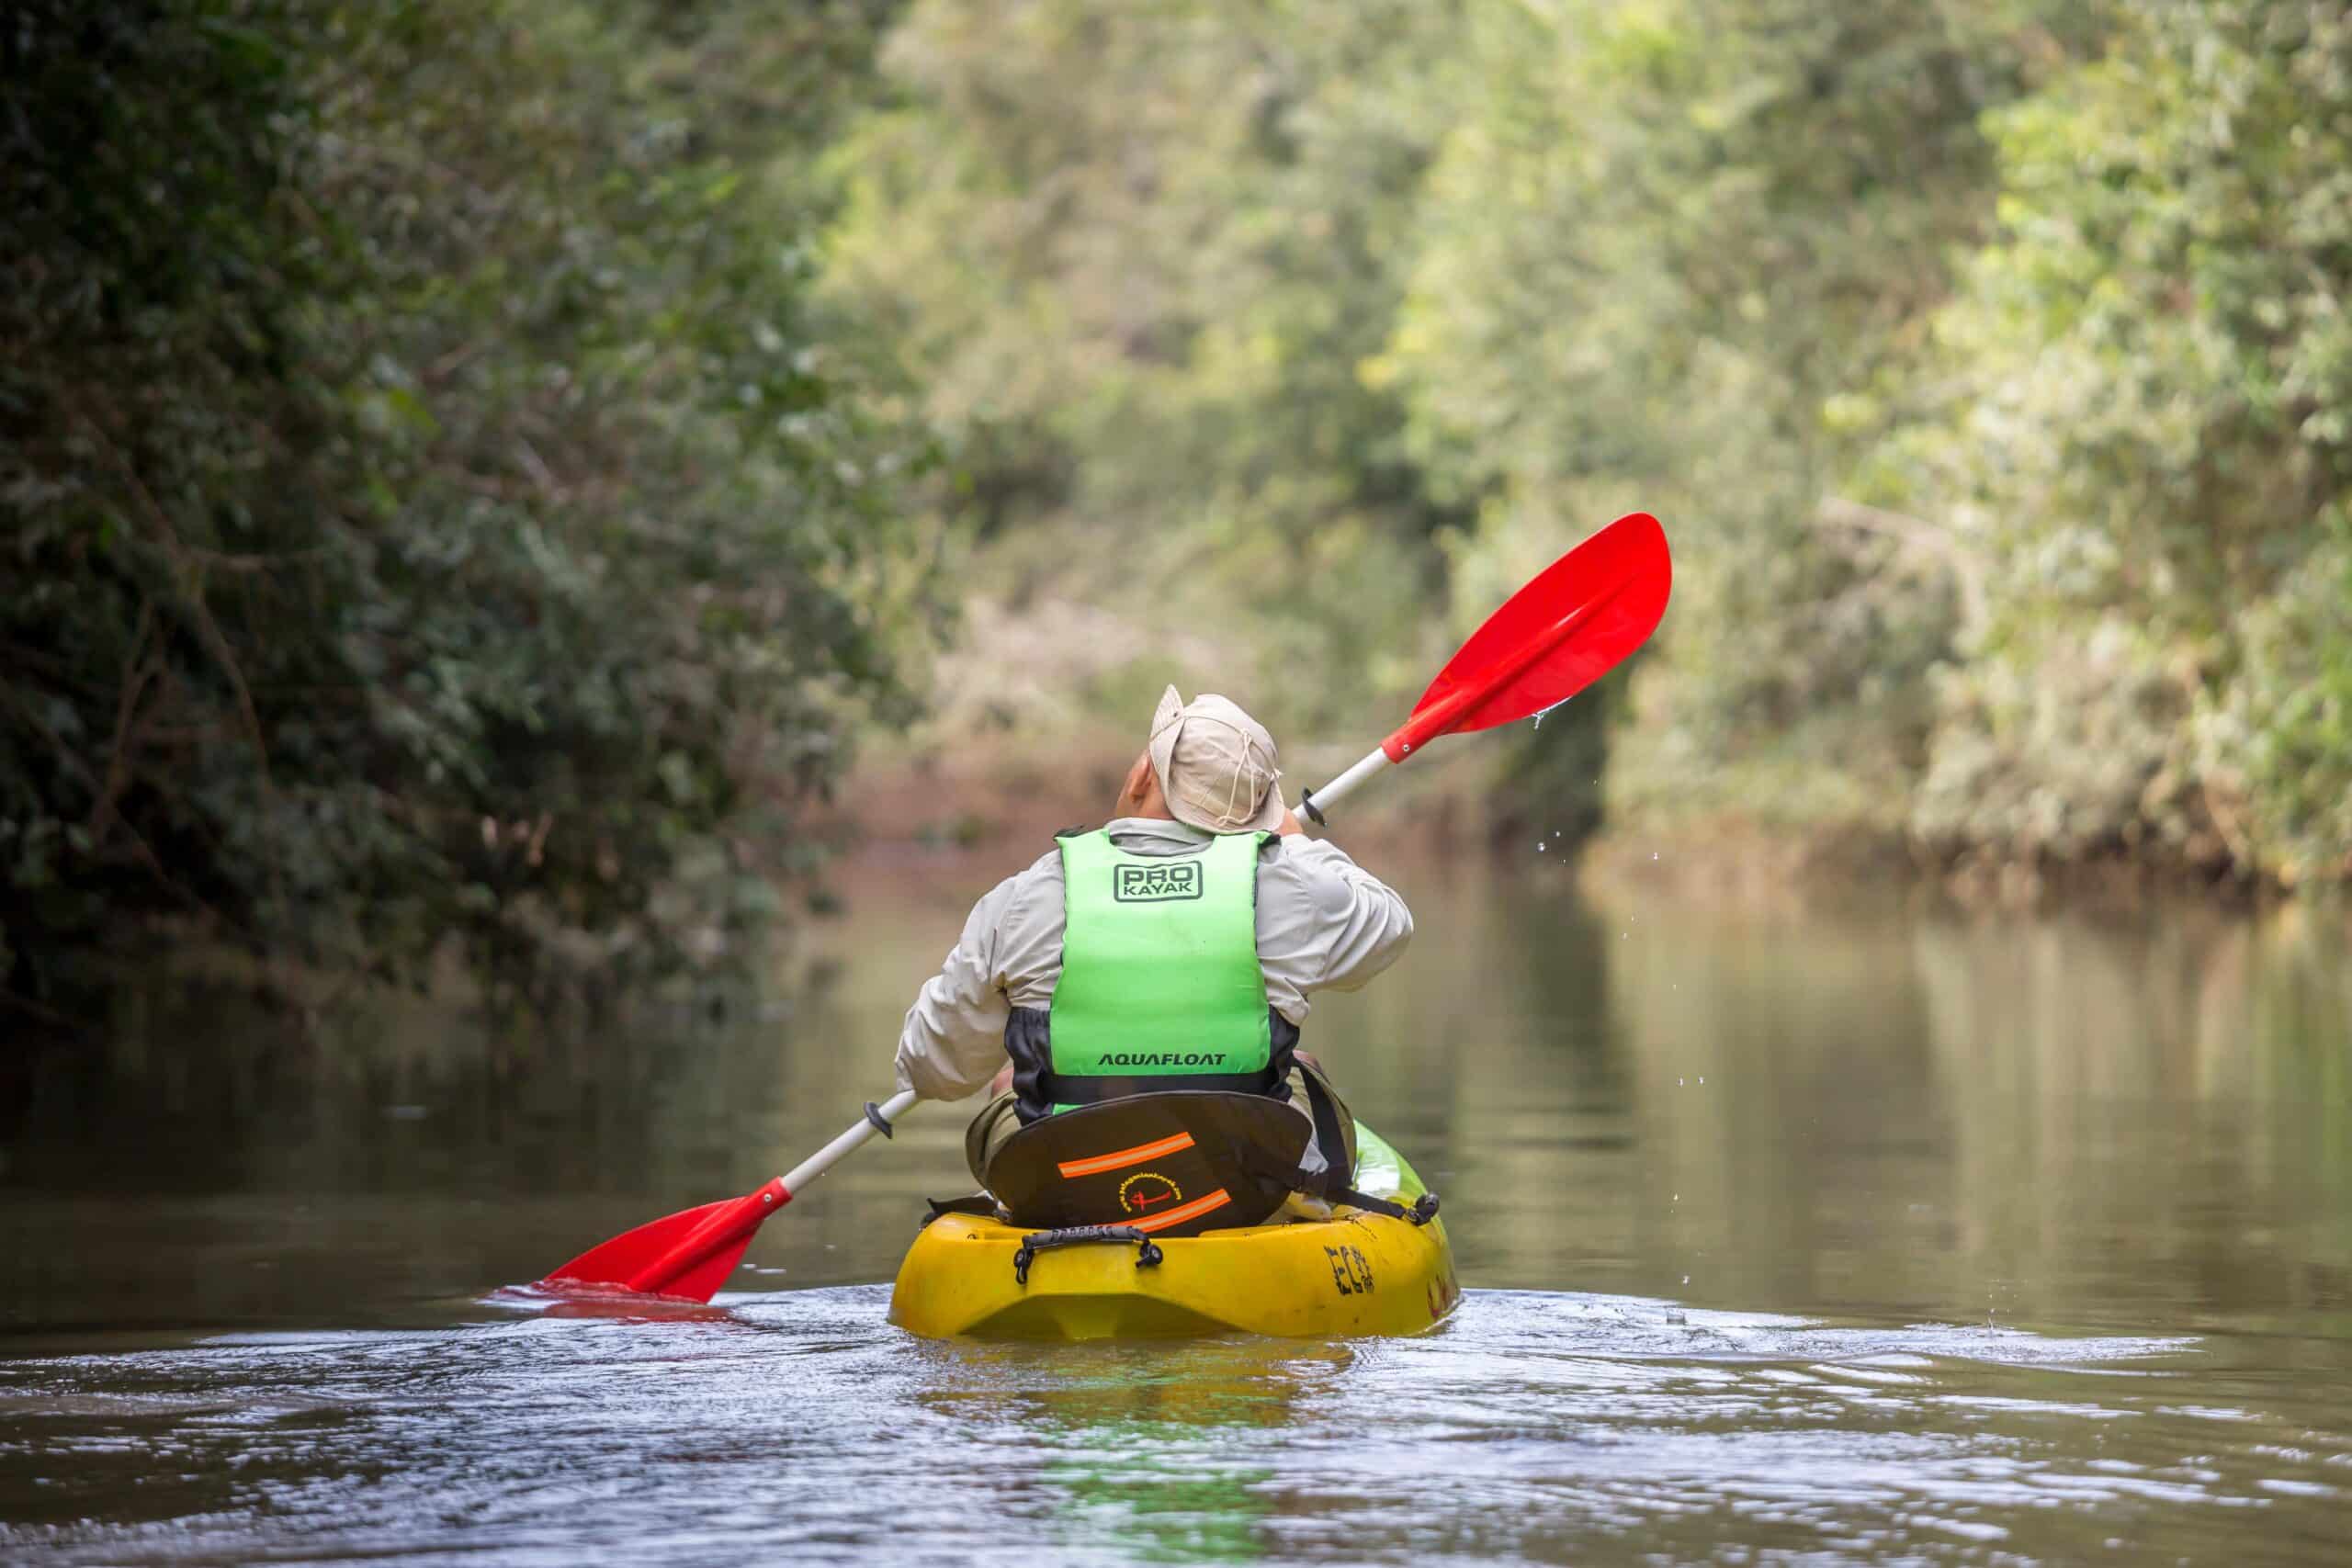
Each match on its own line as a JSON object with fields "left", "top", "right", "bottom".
{"left": 893, "top": 685, "right": 1415, "bottom": 1193}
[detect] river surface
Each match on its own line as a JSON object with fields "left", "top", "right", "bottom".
{"left": 3, "top": 850, "right": 2348, "bottom": 1564}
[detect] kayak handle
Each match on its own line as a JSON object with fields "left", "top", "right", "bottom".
{"left": 1011, "top": 1224, "right": 1165, "bottom": 1286}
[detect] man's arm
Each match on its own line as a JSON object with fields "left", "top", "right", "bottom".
{"left": 1255, "top": 837, "right": 1414, "bottom": 1016}
{"left": 892, "top": 874, "right": 1022, "bottom": 1101}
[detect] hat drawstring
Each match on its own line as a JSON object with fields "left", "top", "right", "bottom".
{"left": 1198, "top": 718, "right": 1275, "bottom": 829}
{"left": 1218, "top": 749, "right": 1249, "bottom": 829}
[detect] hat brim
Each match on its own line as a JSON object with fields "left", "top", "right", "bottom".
{"left": 1164, "top": 782, "right": 1287, "bottom": 836}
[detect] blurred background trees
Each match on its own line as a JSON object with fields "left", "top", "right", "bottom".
{"left": 1871, "top": 0, "right": 2352, "bottom": 886}
{"left": 1384, "top": 0, "right": 2108, "bottom": 834}
{"left": 831, "top": 0, "right": 2345, "bottom": 886}
{"left": 823, "top": 0, "right": 1471, "bottom": 739}
{"left": 6, "top": 0, "right": 2346, "bottom": 1020}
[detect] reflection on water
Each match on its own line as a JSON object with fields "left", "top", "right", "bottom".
{"left": 2, "top": 856, "right": 2348, "bottom": 1562}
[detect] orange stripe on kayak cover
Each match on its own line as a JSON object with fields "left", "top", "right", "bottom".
{"left": 1056, "top": 1131, "right": 1198, "bottom": 1179}
{"left": 1128, "top": 1188, "right": 1231, "bottom": 1234}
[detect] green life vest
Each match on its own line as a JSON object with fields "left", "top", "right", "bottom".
{"left": 1038, "top": 829, "right": 1276, "bottom": 1110}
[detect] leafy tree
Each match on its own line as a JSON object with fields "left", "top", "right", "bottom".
{"left": 12, "top": 0, "right": 2346, "bottom": 984}
{"left": 1385, "top": 0, "right": 2098, "bottom": 828}
{"left": 1874, "top": 0, "right": 2352, "bottom": 882}
{"left": 1, "top": 0, "right": 936, "bottom": 1023}
{"left": 823, "top": 0, "right": 1472, "bottom": 739}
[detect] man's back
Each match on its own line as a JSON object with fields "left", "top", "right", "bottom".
{"left": 894, "top": 815, "right": 1412, "bottom": 1102}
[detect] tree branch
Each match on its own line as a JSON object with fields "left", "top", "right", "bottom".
{"left": 87, "top": 596, "right": 156, "bottom": 844}
{"left": 80, "top": 411, "right": 276, "bottom": 793}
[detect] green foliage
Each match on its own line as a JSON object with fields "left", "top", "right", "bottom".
{"left": 1388, "top": 0, "right": 2094, "bottom": 809}
{"left": 2209, "top": 535, "right": 2352, "bottom": 881}
{"left": 822, "top": 0, "right": 2349, "bottom": 880}
{"left": 2, "top": 0, "right": 936, "bottom": 1017}
{"left": 10, "top": 0, "right": 2348, "bottom": 988}
{"left": 823, "top": 0, "right": 1472, "bottom": 737}
{"left": 1875, "top": 0, "right": 2352, "bottom": 880}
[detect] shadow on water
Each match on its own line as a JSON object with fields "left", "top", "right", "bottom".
{"left": 2, "top": 857, "right": 2349, "bottom": 1562}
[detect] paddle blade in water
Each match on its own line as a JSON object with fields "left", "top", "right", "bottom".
{"left": 539, "top": 1179, "right": 790, "bottom": 1303}
{"left": 1385, "top": 513, "right": 1670, "bottom": 760}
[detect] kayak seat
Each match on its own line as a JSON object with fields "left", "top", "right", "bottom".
{"left": 981, "top": 1091, "right": 1312, "bottom": 1238}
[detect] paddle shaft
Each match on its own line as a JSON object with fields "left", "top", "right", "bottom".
{"left": 1299, "top": 747, "right": 1389, "bottom": 824}
{"left": 774, "top": 1087, "right": 921, "bottom": 1193}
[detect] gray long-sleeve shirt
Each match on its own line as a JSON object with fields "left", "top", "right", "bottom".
{"left": 892, "top": 818, "right": 1415, "bottom": 1101}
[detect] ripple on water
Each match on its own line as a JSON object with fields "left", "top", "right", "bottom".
{"left": 1, "top": 1287, "right": 2346, "bottom": 1566}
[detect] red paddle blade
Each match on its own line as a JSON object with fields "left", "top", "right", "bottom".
{"left": 538, "top": 1178, "right": 790, "bottom": 1303}
{"left": 1385, "top": 513, "right": 1670, "bottom": 760}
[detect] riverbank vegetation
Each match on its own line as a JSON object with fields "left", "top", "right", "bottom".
{"left": 837, "top": 0, "right": 2349, "bottom": 895}
{"left": 3, "top": 0, "right": 933, "bottom": 1021}
{"left": 6, "top": 0, "right": 2346, "bottom": 1021}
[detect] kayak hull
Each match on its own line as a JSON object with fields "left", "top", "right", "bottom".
{"left": 888, "top": 1125, "right": 1459, "bottom": 1341}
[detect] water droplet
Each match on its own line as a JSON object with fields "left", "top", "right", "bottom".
{"left": 1651, "top": 851, "right": 1659, "bottom": 862}
{"left": 1537, "top": 840, "right": 1546, "bottom": 852}
{"left": 1698, "top": 1077, "right": 1704, "bottom": 1085}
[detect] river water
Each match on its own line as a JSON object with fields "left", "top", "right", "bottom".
{"left": 3, "top": 851, "right": 2348, "bottom": 1564}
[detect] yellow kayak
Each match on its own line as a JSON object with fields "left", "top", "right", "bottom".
{"left": 888, "top": 1125, "right": 1459, "bottom": 1340}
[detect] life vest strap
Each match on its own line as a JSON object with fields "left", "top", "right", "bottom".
{"left": 1035, "top": 1066, "right": 1284, "bottom": 1106}
{"left": 1267, "top": 1069, "right": 1441, "bottom": 1226}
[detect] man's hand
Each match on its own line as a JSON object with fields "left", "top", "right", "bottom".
{"left": 1276, "top": 807, "right": 1305, "bottom": 837}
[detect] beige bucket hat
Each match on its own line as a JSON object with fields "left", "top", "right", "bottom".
{"left": 1147, "top": 685, "right": 1286, "bottom": 834}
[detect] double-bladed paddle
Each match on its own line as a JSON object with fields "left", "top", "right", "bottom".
{"left": 537, "top": 511, "right": 1671, "bottom": 1301}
